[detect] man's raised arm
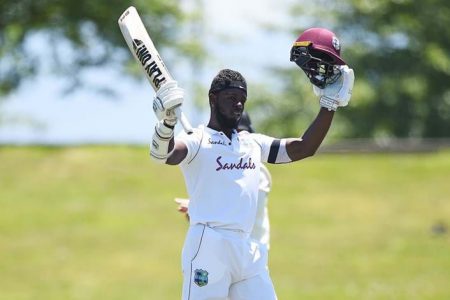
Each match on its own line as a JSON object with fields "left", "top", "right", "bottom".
{"left": 286, "top": 65, "right": 354, "bottom": 161}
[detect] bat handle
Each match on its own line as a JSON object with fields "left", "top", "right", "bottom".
{"left": 175, "top": 107, "right": 193, "bottom": 134}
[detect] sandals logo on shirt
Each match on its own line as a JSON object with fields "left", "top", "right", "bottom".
{"left": 194, "top": 269, "right": 209, "bottom": 287}
{"left": 215, "top": 156, "right": 256, "bottom": 171}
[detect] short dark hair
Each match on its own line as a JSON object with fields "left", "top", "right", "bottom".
{"left": 209, "top": 69, "right": 247, "bottom": 94}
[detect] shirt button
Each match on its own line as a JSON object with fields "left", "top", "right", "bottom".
{"left": 229, "top": 142, "right": 231, "bottom": 145}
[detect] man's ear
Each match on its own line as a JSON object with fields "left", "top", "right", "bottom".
{"left": 209, "top": 93, "right": 216, "bottom": 108}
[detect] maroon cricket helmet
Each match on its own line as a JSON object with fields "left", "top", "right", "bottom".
{"left": 290, "top": 28, "right": 346, "bottom": 88}
{"left": 294, "top": 28, "right": 345, "bottom": 65}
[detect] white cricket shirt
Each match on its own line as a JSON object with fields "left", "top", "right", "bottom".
{"left": 251, "top": 164, "right": 272, "bottom": 247}
{"left": 177, "top": 125, "right": 275, "bottom": 233}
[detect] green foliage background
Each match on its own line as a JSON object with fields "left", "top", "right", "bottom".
{"left": 1, "top": 0, "right": 449, "bottom": 138}
{"left": 0, "top": 0, "right": 202, "bottom": 96}
{"left": 334, "top": 0, "right": 450, "bottom": 138}
{"left": 252, "top": 0, "right": 450, "bottom": 138}
{"left": 1, "top": 147, "right": 449, "bottom": 299}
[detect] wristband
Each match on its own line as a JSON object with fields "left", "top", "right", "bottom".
{"left": 320, "top": 96, "right": 338, "bottom": 111}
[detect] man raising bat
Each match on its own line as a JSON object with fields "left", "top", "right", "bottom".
{"left": 150, "top": 28, "right": 354, "bottom": 300}
{"left": 118, "top": 6, "right": 193, "bottom": 136}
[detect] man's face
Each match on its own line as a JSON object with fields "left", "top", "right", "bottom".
{"left": 212, "top": 88, "right": 247, "bottom": 129}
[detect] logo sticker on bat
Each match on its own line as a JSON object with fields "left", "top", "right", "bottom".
{"left": 132, "top": 39, "right": 166, "bottom": 89}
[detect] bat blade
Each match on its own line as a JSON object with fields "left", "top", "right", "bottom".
{"left": 118, "top": 6, "right": 193, "bottom": 134}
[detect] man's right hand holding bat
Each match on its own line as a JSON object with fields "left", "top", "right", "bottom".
{"left": 150, "top": 80, "right": 184, "bottom": 163}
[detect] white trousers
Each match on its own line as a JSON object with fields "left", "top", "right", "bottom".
{"left": 181, "top": 224, "right": 277, "bottom": 300}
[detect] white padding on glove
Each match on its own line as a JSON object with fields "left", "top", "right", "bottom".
{"left": 313, "top": 65, "right": 354, "bottom": 111}
{"left": 150, "top": 120, "right": 175, "bottom": 164}
{"left": 153, "top": 80, "right": 184, "bottom": 126}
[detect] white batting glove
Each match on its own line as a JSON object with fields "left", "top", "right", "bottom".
{"left": 153, "top": 80, "right": 184, "bottom": 126}
{"left": 313, "top": 65, "right": 354, "bottom": 111}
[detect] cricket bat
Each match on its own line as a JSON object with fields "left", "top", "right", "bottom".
{"left": 118, "top": 6, "right": 193, "bottom": 134}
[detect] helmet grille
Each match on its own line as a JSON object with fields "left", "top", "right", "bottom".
{"left": 290, "top": 45, "right": 342, "bottom": 89}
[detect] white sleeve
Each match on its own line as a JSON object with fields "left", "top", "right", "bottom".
{"left": 250, "top": 133, "right": 276, "bottom": 163}
{"left": 251, "top": 133, "right": 291, "bottom": 164}
{"left": 176, "top": 128, "right": 203, "bottom": 165}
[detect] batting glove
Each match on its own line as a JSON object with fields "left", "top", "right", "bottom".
{"left": 153, "top": 80, "right": 184, "bottom": 126}
{"left": 313, "top": 65, "right": 354, "bottom": 111}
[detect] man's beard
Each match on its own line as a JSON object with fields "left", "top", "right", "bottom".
{"left": 215, "top": 108, "right": 240, "bottom": 130}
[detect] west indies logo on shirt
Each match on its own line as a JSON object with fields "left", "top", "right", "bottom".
{"left": 215, "top": 156, "right": 256, "bottom": 171}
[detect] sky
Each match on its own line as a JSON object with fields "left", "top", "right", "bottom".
{"left": 0, "top": 0, "right": 294, "bottom": 145}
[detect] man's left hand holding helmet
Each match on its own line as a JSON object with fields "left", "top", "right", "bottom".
{"left": 290, "top": 27, "right": 355, "bottom": 111}
{"left": 314, "top": 65, "right": 354, "bottom": 111}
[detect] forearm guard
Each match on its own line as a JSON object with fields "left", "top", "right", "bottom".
{"left": 150, "top": 120, "right": 175, "bottom": 164}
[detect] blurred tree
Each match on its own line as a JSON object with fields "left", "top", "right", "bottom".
{"left": 0, "top": 0, "right": 204, "bottom": 96}
{"left": 246, "top": 69, "right": 321, "bottom": 139}
{"left": 255, "top": 0, "right": 449, "bottom": 138}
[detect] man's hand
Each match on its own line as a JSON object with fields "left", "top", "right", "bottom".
{"left": 175, "top": 198, "right": 190, "bottom": 221}
{"left": 153, "top": 80, "right": 184, "bottom": 126}
{"left": 313, "top": 65, "right": 354, "bottom": 111}
{"left": 150, "top": 81, "right": 183, "bottom": 164}
{"left": 175, "top": 198, "right": 189, "bottom": 212}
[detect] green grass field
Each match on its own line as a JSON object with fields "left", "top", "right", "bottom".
{"left": 1, "top": 146, "right": 449, "bottom": 300}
